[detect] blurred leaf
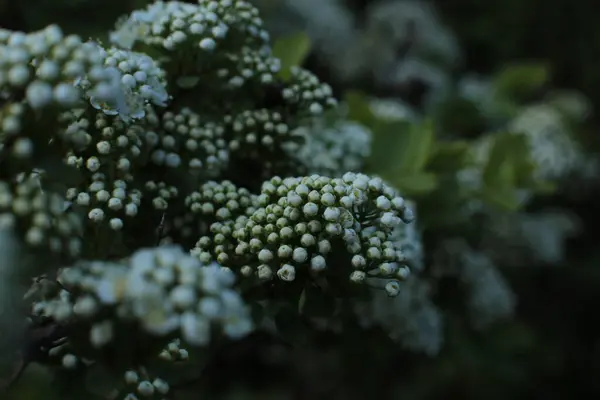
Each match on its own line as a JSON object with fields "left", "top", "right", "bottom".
{"left": 426, "top": 140, "right": 473, "bottom": 173}
{"left": 482, "top": 133, "right": 522, "bottom": 188}
{"left": 493, "top": 62, "right": 550, "bottom": 102}
{"left": 480, "top": 132, "right": 535, "bottom": 211}
{"left": 366, "top": 119, "right": 437, "bottom": 196}
{"left": 530, "top": 179, "right": 557, "bottom": 195}
{"left": 481, "top": 186, "right": 522, "bottom": 211}
{"left": 395, "top": 119, "right": 436, "bottom": 174}
{"left": 435, "top": 96, "right": 486, "bottom": 137}
{"left": 271, "top": 32, "right": 311, "bottom": 81}
{"left": 344, "top": 90, "right": 376, "bottom": 127}
{"left": 394, "top": 172, "right": 439, "bottom": 196}
{"left": 365, "top": 119, "right": 411, "bottom": 174}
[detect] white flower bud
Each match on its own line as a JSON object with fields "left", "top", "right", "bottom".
{"left": 277, "top": 264, "right": 296, "bottom": 281}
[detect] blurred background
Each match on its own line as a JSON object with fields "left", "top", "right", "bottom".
{"left": 1, "top": 0, "right": 600, "bottom": 399}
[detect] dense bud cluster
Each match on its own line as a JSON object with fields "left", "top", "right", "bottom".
{"left": 161, "top": 180, "right": 258, "bottom": 244}
{"left": 224, "top": 108, "right": 302, "bottom": 167}
{"left": 0, "top": 174, "right": 82, "bottom": 257}
{"left": 432, "top": 239, "right": 516, "bottom": 329}
{"left": 88, "top": 46, "right": 168, "bottom": 121}
{"left": 2, "top": 3, "right": 421, "bottom": 395}
{"left": 355, "top": 276, "right": 443, "bottom": 356}
{"left": 0, "top": 25, "right": 117, "bottom": 110}
{"left": 192, "top": 173, "right": 414, "bottom": 297}
{"left": 157, "top": 107, "right": 229, "bottom": 173}
{"left": 291, "top": 117, "right": 372, "bottom": 177}
{"left": 508, "top": 104, "right": 585, "bottom": 181}
{"left": 33, "top": 245, "right": 252, "bottom": 350}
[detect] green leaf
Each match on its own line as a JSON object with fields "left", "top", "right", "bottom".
{"left": 434, "top": 96, "right": 486, "bottom": 138}
{"left": 366, "top": 119, "right": 436, "bottom": 192}
{"left": 271, "top": 32, "right": 311, "bottom": 81}
{"left": 394, "top": 119, "right": 436, "bottom": 175}
{"left": 482, "top": 133, "right": 521, "bottom": 188}
{"left": 480, "top": 132, "right": 536, "bottom": 211}
{"left": 393, "top": 172, "right": 439, "bottom": 196}
{"left": 426, "top": 140, "right": 473, "bottom": 173}
{"left": 364, "top": 119, "right": 411, "bottom": 174}
{"left": 480, "top": 186, "right": 523, "bottom": 211}
{"left": 344, "top": 90, "right": 376, "bottom": 127}
{"left": 530, "top": 179, "right": 557, "bottom": 195}
{"left": 493, "top": 62, "right": 550, "bottom": 102}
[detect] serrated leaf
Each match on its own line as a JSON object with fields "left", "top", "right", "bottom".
{"left": 272, "top": 32, "right": 311, "bottom": 81}
{"left": 493, "top": 62, "right": 550, "bottom": 102}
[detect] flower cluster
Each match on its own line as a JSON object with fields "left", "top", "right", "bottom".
{"left": 508, "top": 103, "right": 587, "bottom": 181}
{"left": 0, "top": 1, "right": 432, "bottom": 396}
{"left": 0, "top": 173, "right": 82, "bottom": 257}
{"left": 354, "top": 204, "right": 443, "bottom": 356}
{"left": 482, "top": 209, "right": 581, "bottom": 267}
{"left": 355, "top": 276, "right": 443, "bottom": 356}
{"left": 290, "top": 117, "right": 372, "bottom": 177}
{"left": 433, "top": 239, "right": 516, "bottom": 330}
{"left": 192, "top": 173, "right": 415, "bottom": 299}
{"left": 32, "top": 245, "right": 252, "bottom": 352}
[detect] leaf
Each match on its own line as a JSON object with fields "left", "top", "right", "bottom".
{"left": 344, "top": 90, "right": 376, "bottom": 127}
{"left": 480, "top": 186, "right": 523, "bottom": 211}
{"left": 426, "top": 140, "right": 473, "bottom": 173}
{"left": 394, "top": 119, "right": 436, "bottom": 175}
{"left": 480, "top": 132, "right": 535, "bottom": 211}
{"left": 482, "top": 133, "right": 521, "bottom": 188}
{"left": 271, "top": 32, "right": 311, "bottom": 81}
{"left": 393, "top": 172, "right": 439, "bottom": 196}
{"left": 530, "top": 179, "right": 557, "bottom": 195}
{"left": 493, "top": 62, "right": 550, "bottom": 102}
{"left": 434, "top": 96, "right": 486, "bottom": 138}
{"left": 364, "top": 119, "right": 411, "bottom": 174}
